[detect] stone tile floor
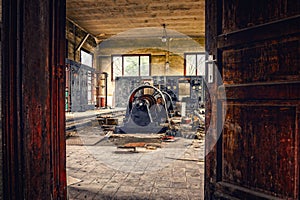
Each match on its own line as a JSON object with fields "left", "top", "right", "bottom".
{"left": 66, "top": 126, "right": 205, "bottom": 200}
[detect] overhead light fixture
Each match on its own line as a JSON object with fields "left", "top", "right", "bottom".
{"left": 161, "top": 24, "right": 170, "bottom": 72}
{"left": 161, "top": 24, "right": 168, "bottom": 43}
{"left": 165, "top": 61, "right": 170, "bottom": 69}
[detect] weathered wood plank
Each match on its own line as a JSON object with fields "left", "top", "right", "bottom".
{"left": 2, "top": 0, "right": 67, "bottom": 199}
{"left": 109, "top": 133, "right": 164, "bottom": 146}
{"left": 222, "top": 39, "right": 300, "bottom": 84}
{"left": 224, "top": 82, "right": 300, "bottom": 101}
{"left": 222, "top": 104, "right": 297, "bottom": 197}
{"left": 218, "top": 16, "right": 300, "bottom": 49}
{"left": 222, "top": 0, "right": 300, "bottom": 34}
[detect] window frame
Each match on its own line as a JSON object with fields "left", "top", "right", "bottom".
{"left": 80, "top": 48, "right": 94, "bottom": 68}
{"left": 184, "top": 52, "right": 206, "bottom": 76}
{"left": 111, "top": 54, "right": 151, "bottom": 81}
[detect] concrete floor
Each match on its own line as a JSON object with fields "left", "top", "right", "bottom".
{"left": 66, "top": 113, "right": 205, "bottom": 200}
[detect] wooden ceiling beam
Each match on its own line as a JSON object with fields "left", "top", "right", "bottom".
{"left": 75, "top": 33, "right": 90, "bottom": 51}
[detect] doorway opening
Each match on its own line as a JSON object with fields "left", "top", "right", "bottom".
{"left": 65, "top": 2, "right": 207, "bottom": 199}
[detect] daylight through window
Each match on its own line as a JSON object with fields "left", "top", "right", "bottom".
{"left": 112, "top": 55, "right": 151, "bottom": 80}
{"left": 185, "top": 53, "right": 205, "bottom": 76}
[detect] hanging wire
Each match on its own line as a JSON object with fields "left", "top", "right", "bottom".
{"left": 161, "top": 24, "right": 168, "bottom": 43}
{"left": 161, "top": 24, "right": 170, "bottom": 71}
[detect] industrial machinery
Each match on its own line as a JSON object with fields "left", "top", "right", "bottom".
{"left": 115, "top": 84, "right": 175, "bottom": 134}
{"left": 108, "top": 76, "right": 206, "bottom": 147}
{"left": 115, "top": 76, "right": 204, "bottom": 115}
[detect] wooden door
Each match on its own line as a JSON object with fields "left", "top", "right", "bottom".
{"left": 2, "top": 1, "right": 67, "bottom": 199}
{"left": 205, "top": 0, "right": 300, "bottom": 199}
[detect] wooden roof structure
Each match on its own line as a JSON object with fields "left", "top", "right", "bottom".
{"left": 66, "top": 0, "right": 205, "bottom": 43}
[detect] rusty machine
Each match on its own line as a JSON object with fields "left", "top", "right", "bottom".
{"left": 114, "top": 84, "right": 175, "bottom": 135}
{"left": 106, "top": 76, "right": 205, "bottom": 148}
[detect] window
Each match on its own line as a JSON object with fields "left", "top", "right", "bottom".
{"left": 81, "top": 49, "right": 93, "bottom": 67}
{"left": 87, "top": 71, "right": 93, "bottom": 104}
{"left": 81, "top": 49, "right": 94, "bottom": 105}
{"left": 124, "top": 56, "right": 139, "bottom": 76}
{"left": 112, "top": 56, "right": 122, "bottom": 80}
{"left": 112, "top": 55, "right": 151, "bottom": 80}
{"left": 184, "top": 53, "right": 205, "bottom": 76}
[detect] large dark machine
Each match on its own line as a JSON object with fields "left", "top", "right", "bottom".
{"left": 115, "top": 76, "right": 204, "bottom": 113}
{"left": 112, "top": 76, "right": 205, "bottom": 140}
{"left": 115, "top": 84, "right": 174, "bottom": 134}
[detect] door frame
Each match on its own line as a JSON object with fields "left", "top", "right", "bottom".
{"left": 2, "top": 1, "right": 67, "bottom": 199}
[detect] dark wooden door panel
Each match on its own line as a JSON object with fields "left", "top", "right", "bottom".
{"left": 2, "top": 0, "right": 67, "bottom": 199}
{"left": 222, "top": 39, "right": 300, "bottom": 84}
{"left": 205, "top": 0, "right": 300, "bottom": 199}
{"left": 222, "top": 104, "right": 298, "bottom": 198}
{"left": 222, "top": 0, "right": 300, "bottom": 34}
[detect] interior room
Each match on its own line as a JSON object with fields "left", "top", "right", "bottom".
{"left": 64, "top": 1, "right": 207, "bottom": 199}
{"left": 1, "top": 0, "right": 299, "bottom": 199}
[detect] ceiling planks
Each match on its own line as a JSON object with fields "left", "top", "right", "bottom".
{"left": 66, "top": 0, "right": 205, "bottom": 42}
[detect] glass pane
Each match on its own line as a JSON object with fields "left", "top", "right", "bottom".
{"left": 197, "top": 54, "right": 206, "bottom": 76}
{"left": 87, "top": 72, "right": 92, "bottom": 104}
{"left": 81, "top": 50, "right": 93, "bottom": 67}
{"left": 186, "top": 54, "right": 196, "bottom": 75}
{"left": 112, "top": 56, "right": 122, "bottom": 80}
{"left": 124, "top": 56, "right": 139, "bottom": 76}
{"left": 140, "top": 56, "right": 150, "bottom": 76}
